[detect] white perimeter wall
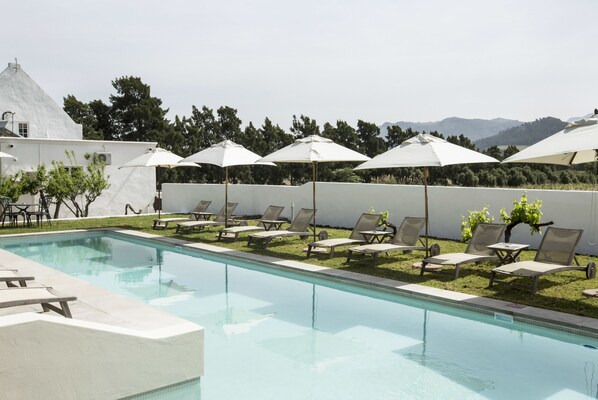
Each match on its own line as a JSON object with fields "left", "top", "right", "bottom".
{"left": 163, "top": 182, "right": 598, "bottom": 255}
{"left": 0, "top": 137, "right": 156, "bottom": 217}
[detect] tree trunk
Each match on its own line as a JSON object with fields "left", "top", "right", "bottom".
{"left": 504, "top": 221, "right": 554, "bottom": 243}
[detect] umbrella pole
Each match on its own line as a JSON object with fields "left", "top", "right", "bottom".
{"left": 225, "top": 166, "right": 229, "bottom": 228}
{"left": 313, "top": 162, "right": 317, "bottom": 242}
{"left": 157, "top": 166, "right": 161, "bottom": 219}
{"left": 424, "top": 167, "right": 429, "bottom": 258}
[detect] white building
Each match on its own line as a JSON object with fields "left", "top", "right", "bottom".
{"left": 0, "top": 62, "right": 156, "bottom": 217}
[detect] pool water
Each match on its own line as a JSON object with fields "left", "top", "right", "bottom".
{"left": 2, "top": 232, "right": 598, "bottom": 400}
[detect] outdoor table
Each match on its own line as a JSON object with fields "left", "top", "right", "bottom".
{"left": 9, "top": 203, "right": 39, "bottom": 227}
{"left": 192, "top": 211, "right": 215, "bottom": 221}
{"left": 359, "top": 230, "right": 393, "bottom": 244}
{"left": 487, "top": 242, "right": 529, "bottom": 265}
{"left": 260, "top": 219, "right": 285, "bottom": 231}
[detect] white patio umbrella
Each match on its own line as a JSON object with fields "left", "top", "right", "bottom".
{"left": 503, "top": 113, "right": 598, "bottom": 165}
{"left": 120, "top": 147, "right": 199, "bottom": 218}
{"left": 258, "top": 135, "right": 370, "bottom": 242}
{"left": 355, "top": 134, "right": 499, "bottom": 256}
{"left": 0, "top": 151, "right": 15, "bottom": 160}
{"left": 180, "top": 140, "right": 275, "bottom": 227}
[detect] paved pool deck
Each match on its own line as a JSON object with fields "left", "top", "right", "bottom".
{"left": 1, "top": 227, "right": 598, "bottom": 336}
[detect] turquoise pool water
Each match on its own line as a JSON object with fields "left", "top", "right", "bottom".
{"left": 2, "top": 231, "right": 598, "bottom": 399}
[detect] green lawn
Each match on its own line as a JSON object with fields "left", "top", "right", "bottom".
{"left": 3, "top": 214, "right": 598, "bottom": 319}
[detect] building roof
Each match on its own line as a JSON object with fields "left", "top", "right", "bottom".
{"left": 0, "top": 62, "right": 82, "bottom": 140}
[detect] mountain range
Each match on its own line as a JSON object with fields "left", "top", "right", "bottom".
{"left": 379, "top": 117, "right": 523, "bottom": 141}
{"left": 474, "top": 117, "right": 567, "bottom": 149}
{"left": 379, "top": 116, "right": 573, "bottom": 149}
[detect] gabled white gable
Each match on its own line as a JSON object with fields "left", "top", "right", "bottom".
{"left": 0, "top": 62, "right": 82, "bottom": 140}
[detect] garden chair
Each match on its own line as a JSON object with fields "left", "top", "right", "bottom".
{"left": 218, "top": 205, "right": 285, "bottom": 241}
{"left": 176, "top": 203, "right": 239, "bottom": 233}
{"left": 0, "top": 287, "right": 76, "bottom": 318}
{"left": 420, "top": 223, "right": 506, "bottom": 279}
{"left": 489, "top": 226, "right": 595, "bottom": 294}
{"left": 153, "top": 200, "right": 212, "bottom": 229}
{"left": 346, "top": 217, "right": 429, "bottom": 265}
{"left": 247, "top": 208, "right": 315, "bottom": 246}
{"left": 306, "top": 213, "right": 382, "bottom": 258}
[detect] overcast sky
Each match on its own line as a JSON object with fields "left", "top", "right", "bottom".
{"left": 4, "top": 0, "right": 598, "bottom": 128}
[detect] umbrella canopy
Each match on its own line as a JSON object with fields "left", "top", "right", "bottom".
{"left": 120, "top": 147, "right": 197, "bottom": 169}
{"left": 503, "top": 114, "right": 598, "bottom": 165}
{"left": 259, "top": 135, "right": 370, "bottom": 241}
{"left": 0, "top": 151, "right": 16, "bottom": 160}
{"left": 180, "top": 140, "right": 275, "bottom": 227}
{"left": 120, "top": 147, "right": 199, "bottom": 218}
{"left": 355, "top": 134, "right": 499, "bottom": 256}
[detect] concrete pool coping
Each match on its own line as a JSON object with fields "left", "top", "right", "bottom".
{"left": 1, "top": 227, "right": 598, "bottom": 337}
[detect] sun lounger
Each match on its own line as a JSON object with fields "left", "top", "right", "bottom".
{"left": 346, "top": 217, "right": 428, "bottom": 265}
{"left": 218, "top": 205, "right": 285, "bottom": 241}
{"left": 247, "top": 208, "right": 315, "bottom": 246}
{"left": 306, "top": 213, "right": 382, "bottom": 258}
{"left": 0, "top": 287, "right": 76, "bottom": 318}
{"left": 489, "top": 227, "right": 596, "bottom": 294}
{"left": 420, "top": 223, "right": 506, "bottom": 279}
{"left": 176, "top": 203, "right": 239, "bottom": 233}
{"left": 153, "top": 200, "right": 212, "bottom": 229}
{"left": 0, "top": 267, "right": 35, "bottom": 287}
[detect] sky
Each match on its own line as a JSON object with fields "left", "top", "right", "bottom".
{"left": 4, "top": 0, "right": 598, "bottom": 128}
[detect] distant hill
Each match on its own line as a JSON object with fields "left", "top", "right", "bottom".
{"left": 474, "top": 117, "right": 567, "bottom": 149}
{"left": 379, "top": 117, "right": 523, "bottom": 141}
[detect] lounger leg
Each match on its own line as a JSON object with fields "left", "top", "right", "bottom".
{"left": 41, "top": 302, "right": 73, "bottom": 318}
{"left": 370, "top": 253, "right": 378, "bottom": 267}
{"left": 420, "top": 261, "right": 427, "bottom": 276}
{"left": 328, "top": 247, "right": 334, "bottom": 259}
{"left": 453, "top": 265, "right": 461, "bottom": 280}
{"left": 531, "top": 277, "right": 539, "bottom": 294}
{"left": 306, "top": 245, "right": 312, "bottom": 257}
{"left": 489, "top": 271, "right": 496, "bottom": 287}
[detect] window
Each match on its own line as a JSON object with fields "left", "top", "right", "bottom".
{"left": 18, "top": 123, "right": 28, "bottom": 137}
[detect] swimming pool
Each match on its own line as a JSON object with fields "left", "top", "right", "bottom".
{"left": 2, "top": 231, "right": 598, "bottom": 399}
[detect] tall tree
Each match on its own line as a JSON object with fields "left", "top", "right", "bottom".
{"left": 63, "top": 95, "right": 103, "bottom": 140}
{"left": 109, "top": 76, "right": 171, "bottom": 143}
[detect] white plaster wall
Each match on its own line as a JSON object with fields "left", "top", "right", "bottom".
{"left": 0, "top": 138, "right": 157, "bottom": 218}
{"left": 0, "top": 63, "right": 82, "bottom": 139}
{"left": 0, "top": 313, "right": 203, "bottom": 400}
{"left": 163, "top": 182, "right": 598, "bottom": 255}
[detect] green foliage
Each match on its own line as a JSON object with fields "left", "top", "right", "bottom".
{"left": 369, "top": 207, "right": 390, "bottom": 227}
{"left": 0, "top": 175, "right": 22, "bottom": 201}
{"left": 461, "top": 205, "right": 494, "bottom": 242}
{"left": 500, "top": 193, "right": 543, "bottom": 235}
{"left": 19, "top": 165, "right": 48, "bottom": 195}
{"left": 45, "top": 151, "right": 110, "bottom": 218}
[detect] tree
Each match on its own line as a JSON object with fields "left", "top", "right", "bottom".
{"left": 109, "top": 76, "right": 171, "bottom": 143}
{"left": 63, "top": 95, "right": 104, "bottom": 140}
{"left": 500, "top": 193, "right": 553, "bottom": 242}
{"left": 45, "top": 151, "right": 110, "bottom": 218}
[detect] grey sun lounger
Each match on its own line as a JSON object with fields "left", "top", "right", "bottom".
{"left": 306, "top": 213, "right": 382, "bottom": 258}
{"left": 218, "top": 205, "right": 285, "bottom": 241}
{"left": 489, "top": 227, "right": 596, "bottom": 294}
{"left": 176, "top": 203, "right": 239, "bottom": 233}
{"left": 0, "top": 287, "right": 76, "bottom": 318}
{"left": 247, "top": 208, "right": 315, "bottom": 246}
{"left": 0, "top": 267, "right": 35, "bottom": 287}
{"left": 420, "top": 223, "right": 506, "bottom": 279}
{"left": 153, "top": 200, "right": 212, "bottom": 229}
{"left": 346, "top": 217, "right": 427, "bottom": 265}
